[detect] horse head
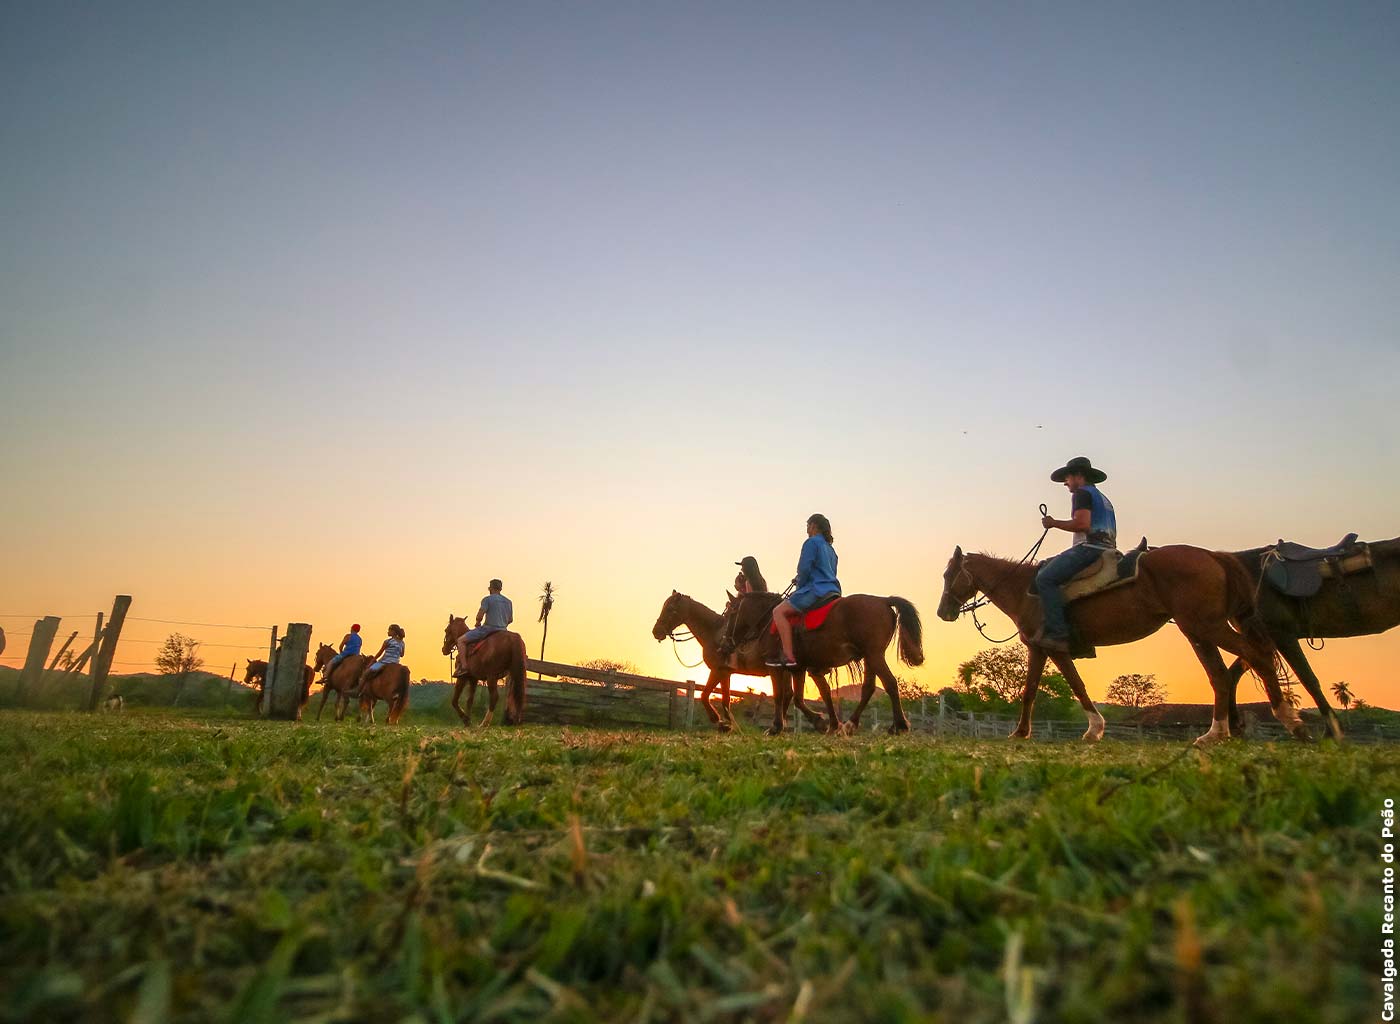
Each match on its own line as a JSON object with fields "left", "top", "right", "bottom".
{"left": 312, "top": 643, "right": 336, "bottom": 673}
{"left": 442, "top": 613, "right": 466, "bottom": 656}
{"left": 242, "top": 659, "right": 267, "bottom": 685}
{"left": 652, "top": 590, "right": 687, "bottom": 641}
{"left": 937, "top": 546, "right": 975, "bottom": 622}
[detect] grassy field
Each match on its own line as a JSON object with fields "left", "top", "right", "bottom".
{"left": 0, "top": 711, "right": 1391, "bottom": 1023}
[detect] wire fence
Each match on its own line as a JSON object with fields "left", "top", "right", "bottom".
{"left": 0, "top": 611, "right": 273, "bottom": 676}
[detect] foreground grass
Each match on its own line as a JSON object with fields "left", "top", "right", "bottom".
{"left": 0, "top": 712, "right": 1391, "bottom": 1023}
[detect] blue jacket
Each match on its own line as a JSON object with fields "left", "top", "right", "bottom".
{"left": 792, "top": 535, "right": 841, "bottom": 604}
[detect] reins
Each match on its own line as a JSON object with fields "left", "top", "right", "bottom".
{"left": 958, "top": 504, "right": 1051, "bottom": 644}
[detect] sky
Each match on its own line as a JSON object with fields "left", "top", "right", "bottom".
{"left": 2, "top": 1, "right": 1397, "bottom": 708}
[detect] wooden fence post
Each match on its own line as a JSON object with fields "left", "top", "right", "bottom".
{"left": 68, "top": 612, "right": 104, "bottom": 679}
{"left": 47, "top": 631, "right": 79, "bottom": 672}
{"left": 225, "top": 662, "right": 237, "bottom": 706}
{"left": 87, "top": 596, "right": 131, "bottom": 711}
{"left": 685, "top": 681, "right": 695, "bottom": 728}
{"left": 266, "top": 623, "right": 311, "bottom": 720}
{"left": 17, "top": 616, "right": 62, "bottom": 704}
{"left": 263, "top": 625, "right": 279, "bottom": 718}
{"left": 938, "top": 690, "right": 946, "bottom": 737}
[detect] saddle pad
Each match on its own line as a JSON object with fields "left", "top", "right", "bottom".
{"left": 1065, "top": 548, "right": 1144, "bottom": 603}
{"left": 768, "top": 596, "right": 841, "bottom": 634}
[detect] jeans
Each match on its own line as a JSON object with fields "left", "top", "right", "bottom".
{"left": 462, "top": 624, "right": 503, "bottom": 645}
{"left": 1035, "top": 545, "right": 1108, "bottom": 639}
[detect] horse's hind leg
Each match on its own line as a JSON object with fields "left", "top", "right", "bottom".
{"left": 845, "top": 665, "right": 881, "bottom": 734}
{"left": 1046, "top": 652, "right": 1104, "bottom": 742}
{"left": 316, "top": 685, "right": 332, "bottom": 722}
{"left": 871, "top": 655, "right": 910, "bottom": 734}
{"left": 1277, "top": 636, "right": 1343, "bottom": 741}
{"left": 1011, "top": 647, "right": 1048, "bottom": 739}
{"left": 792, "top": 670, "right": 829, "bottom": 730}
{"left": 807, "top": 670, "right": 842, "bottom": 733}
{"left": 1198, "top": 620, "right": 1309, "bottom": 740}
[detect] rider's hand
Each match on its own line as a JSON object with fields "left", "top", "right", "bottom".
{"left": 1041, "top": 515, "right": 1055, "bottom": 529}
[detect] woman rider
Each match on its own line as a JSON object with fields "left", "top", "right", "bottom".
{"left": 766, "top": 514, "right": 841, "bottom": 667}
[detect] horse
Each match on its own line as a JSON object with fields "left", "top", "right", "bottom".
{"left": 311, "top": 644, "right": 372, "bottom": 722}
{"left": 243, "top": 658, "right": 313, "bottom": 719}
{"left": 355, "top": 661, "right": 410, "bottom": 724}
{"left": 1222, "top": 536, "right": 1400, "bottom": 741}
{"left": 717, "top": 592, "right": 925, "bottom": 735}
{"left": 440, "top": 616, "right": 527, "bottom": 726}
{"left": 651, "top": 591, "right": 814, "bottom": 733}
{"left": 936, "top": 545, "right": 1306, "bottom": 745}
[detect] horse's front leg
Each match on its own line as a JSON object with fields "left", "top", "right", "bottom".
{"left": 766, "top": 669, "right": 791, "bottom": 736}
{"left": 1012, "top": 647, "right": 1049, "bottom": 739}
{"left": 481, "top": 678, "right": 498, "bottom": 727}
{"left": 335, "top": 689, "right": 349, "bottom": 722}
{"left": 316, "top": 684, "right": 332, "bottom": 721}
{"left": 451, "top": 678, "right": 471, "bottom": 726}
{"left": 1047, "top": 651, "right": 1103, "bottom": 742}
{"left": 464, "top": 679, "right": 481, "bottom": 726}
{"left": 806, "top": 670, "right": 841, "bottom": 733}
{"left": 699, "top": 670, "right": 723, "bottom": 726}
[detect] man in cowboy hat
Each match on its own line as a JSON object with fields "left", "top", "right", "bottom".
{"left": 1032, "top": 456, "right": 1117, "bottom": 652}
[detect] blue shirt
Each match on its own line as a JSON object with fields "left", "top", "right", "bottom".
{"left": 1071, "top": 484, "right": 1117, "bottom": 549}
{"left": 342, "top": 632, "right": 363, "bottom": 655}
{"left": 480, "top": 593, "right": 513, "bottom": 629}
{"left": 795, "top": 535, "right": 841, "bottom": 596}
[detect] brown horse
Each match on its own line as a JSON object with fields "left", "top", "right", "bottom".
{"left": 356, "top": 662, "right": 410, "bottom": 724}
{"left": 936, "top": 546, "right": 1306, "bottom": 744}
{"left": 243, "top": 658, "right": 313, "bottom": 719}
{"left": 440, "top": 616, "right": 527, "bottom": 726}
{"left": 311, "top": 644, "right": 372, "bottom": 722}
{"left": 1222, "top": 536, "right": 1400, "bottom": 741}
{"left": 651, "top": 591, "right": 815, "bottom": 733}
{"left": 719, "top": 592, "right": 925, "bottom": 734}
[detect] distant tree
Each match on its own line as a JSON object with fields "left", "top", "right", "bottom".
{"left": 1331, "top": 681, "right": 1352, "bottom": 711}
{"left": 155, "top": 633, "right": 203, "bottom": 676}
{"left": 1351, "top": 696, "right": 1369, "bottom": 711}
{"left": 956, "top": 644, "right": 1030, "bottom": 703}
{"left": 537, "top": 581, "right": 555, "bottom": 665}
{"left": 896, "top": 676, "right": 932, "bottom": 701}
{"left": 562, "top": 657, "right": 640, "bottom": 687}
{"left": 1105, "top": 673, "right": 1166, "bottom": 708}
{"left": 56, "top": 648, "right": 77, "bottom": 671}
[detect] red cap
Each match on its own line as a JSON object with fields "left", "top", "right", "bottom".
{"left": 350, "top": 623, "right": 360, "bottom": 632}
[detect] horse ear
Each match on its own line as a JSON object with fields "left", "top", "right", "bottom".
{"left": 954, "top": 545, "right": 963, "bottom": 562}
{"left": 672, "top": 589, "right": 678, "bottom": 596}
{"left": 726, "top": 590, "right": 735, "bottom": 601}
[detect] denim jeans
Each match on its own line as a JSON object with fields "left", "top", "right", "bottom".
{"left": 462, "top": 624, "right": 503, "bottom": 644}
{"left": 1035, "top": 545, "right": 1108, "bottom": 639}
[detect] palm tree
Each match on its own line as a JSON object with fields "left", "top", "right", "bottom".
{"left": 1331, "top": 681, "right": 1352, "bottom": 713}
{"left": 537, "top": 581, "right": 555, "bottom": 678}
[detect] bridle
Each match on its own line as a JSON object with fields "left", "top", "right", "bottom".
{"left": 950, "top": 504, "right": 1052, "bottom": 645}
{"left": 659, "top": 595, "right": 706, "bottom": 669}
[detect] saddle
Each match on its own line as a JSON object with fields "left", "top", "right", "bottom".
{"left": 1263, "top": 533, "right": 1371, "bottom": 598}
{"left": 1028, "top": 538, "right": 1149, "bottom": 604}
{"left": 767, "top": 596, "right": 841, "bottom": 635}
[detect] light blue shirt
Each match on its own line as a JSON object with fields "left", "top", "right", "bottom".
{"left": 794, "top": 535, "right": 841, "bottom": 598}
{"left": 480, "top": 593, "right": 513, "bottom": 629}
{"left": 342, "top": 632, "right": 363, "bottom": 655}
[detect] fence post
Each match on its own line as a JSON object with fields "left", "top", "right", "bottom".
{"left": 47, "top": 630, "right": 79, "bottom": 672}
{"left": 87, "top": 597, "right": 131, "bottom": 711}
{"left": 225, "top": 662, "right": 236, "bottom": 706}
{"left": 263, "top": 625, "right": 279, "bottom": 718}
{"left": 920, "top": 695, "right": 928, "bottom": 732}
{"left": 266, "top": 623, "right": 311, "bottom": 720}
{"left": 70, "top": 612, "right": 104, "bottom": 679}
{"left": 938, "top": 691, "right": 946, "bottom": 737}
{"left": 685, "top": 680, "right": 695, "bottom": 728}
{"left": 17, "top": 616, "right": 62, "bottom": 704}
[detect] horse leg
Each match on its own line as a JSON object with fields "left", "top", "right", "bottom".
{"left": 451, "top": 678, "right": 470, "bottom": 726}
{"left": 1223, "top": 657, "right": 1248, "bottom": 734}
{"left": 806, "top": 670, "right": 842, "bottom": 733}
{"left": 335, "top": 687, "right": 349, "bottom": 722}
{"left": 845, "top": 665, "right": 881, "bottom": 734}
{"left": 792, "top": 669, "right": 828, "bottom": 730}
{"left": 699, "top": 670, "right": 723, "bottom": 727}
{"left": 316, "top": 684, "right": 332, "bottom": 722}
{"left": 465, "top": 679, "right": 481, "bottom": 725}
{"left": 1011, "top": 647, "right": 1049, "bottom": 739}
{"left": 871, "top": 654, "right": 910, "bottom": 734}
{"left": 1183, "top": 636, "right": 1234, "bottom": 745}
{"left": 1276, "top": 635, "right": 1343, "bottom": 741}
{"left": 766, "top": 669, "right": 790, "bottom": 736}
{"left": 1046, "top": 652, "right": 1104, "bottom": 742}
{"left": 1198, "top": 619, "right": 1309, "bottom": 741}
{"left": 720, "top": 673, "right": 737, "bottom": 733}
{"left": 481, "top": 679, "right": 498, "bottom": 727}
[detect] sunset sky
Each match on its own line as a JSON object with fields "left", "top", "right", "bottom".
{"left": 2, "top": 3, "right": 1397, "bottom": 708}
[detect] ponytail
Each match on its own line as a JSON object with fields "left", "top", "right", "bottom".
{"left": 807, "top": 513, "right": 833, "bottom": 545}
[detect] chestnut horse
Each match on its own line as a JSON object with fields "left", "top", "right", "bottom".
{"left": 717, "top": 592, "right": 925, "bottom": 735}
{"left": 311, "top": 644, "right": 371, "bottom": 722}
{"left": 651, "top": 591, "right": 813, "bottom": 733}
{"left": 440, "top": 616, "right": 527, "bottom": 726}
{"left": 356, "top": 661, "right": 410, "bottom": 724}
{"left": 936, "top": 545, "right": 1305, "bottom": 745}
{"left": 243, "top": 658, "right": 312, "bottom": 719}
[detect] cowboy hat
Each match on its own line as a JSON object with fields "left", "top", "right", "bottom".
{"left": 1050, "top": 456, "right": 1107, "bottom": 484}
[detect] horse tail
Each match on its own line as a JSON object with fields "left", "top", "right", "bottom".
{"left": 1212, "top": 551, "right": 1277, "bottom": 661}
{"left": 886, "top": 595, "right": 925, "bottom": 667}
{"left": 506, "top": 633, "right": 528, "bottom": 725}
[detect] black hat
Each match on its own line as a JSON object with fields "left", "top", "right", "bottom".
{"left": 1050, "top": 456, "right": 1107, "bottom": 484}
{"left": 734, "top": 556, "right": 760, "bottom": 570}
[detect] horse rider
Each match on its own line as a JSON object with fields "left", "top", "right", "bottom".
{"left": 324, "top": 623, "right": 363, "bottom": 681}
{"left": 766, "top": 514, "right": 842, "bottom": 667}
{"left": 1032, "top": 456, "right": 1117, "bottom": 652}
{"left": 734, "top": 555, "right": 768, "bottom": 594}
{"left": 454, "top": 579, "right": 514, "bottom": 674}
{"left": 363, "top": 624, "right": 406, "bottom": 683}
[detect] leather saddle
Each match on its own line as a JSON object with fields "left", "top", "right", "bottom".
{"left": 1263, "top": 533, "right": 1371, "bottom": 598}
{"left": 1026, "top": 538, "right": 1149, "bottom": 604}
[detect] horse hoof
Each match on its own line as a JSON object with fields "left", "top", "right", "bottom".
{"left": 765, "top": 726, "right": 782, "bottom": 737}
{"left": 1008, "top": 730, "right": 1031, "bottom": 741}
